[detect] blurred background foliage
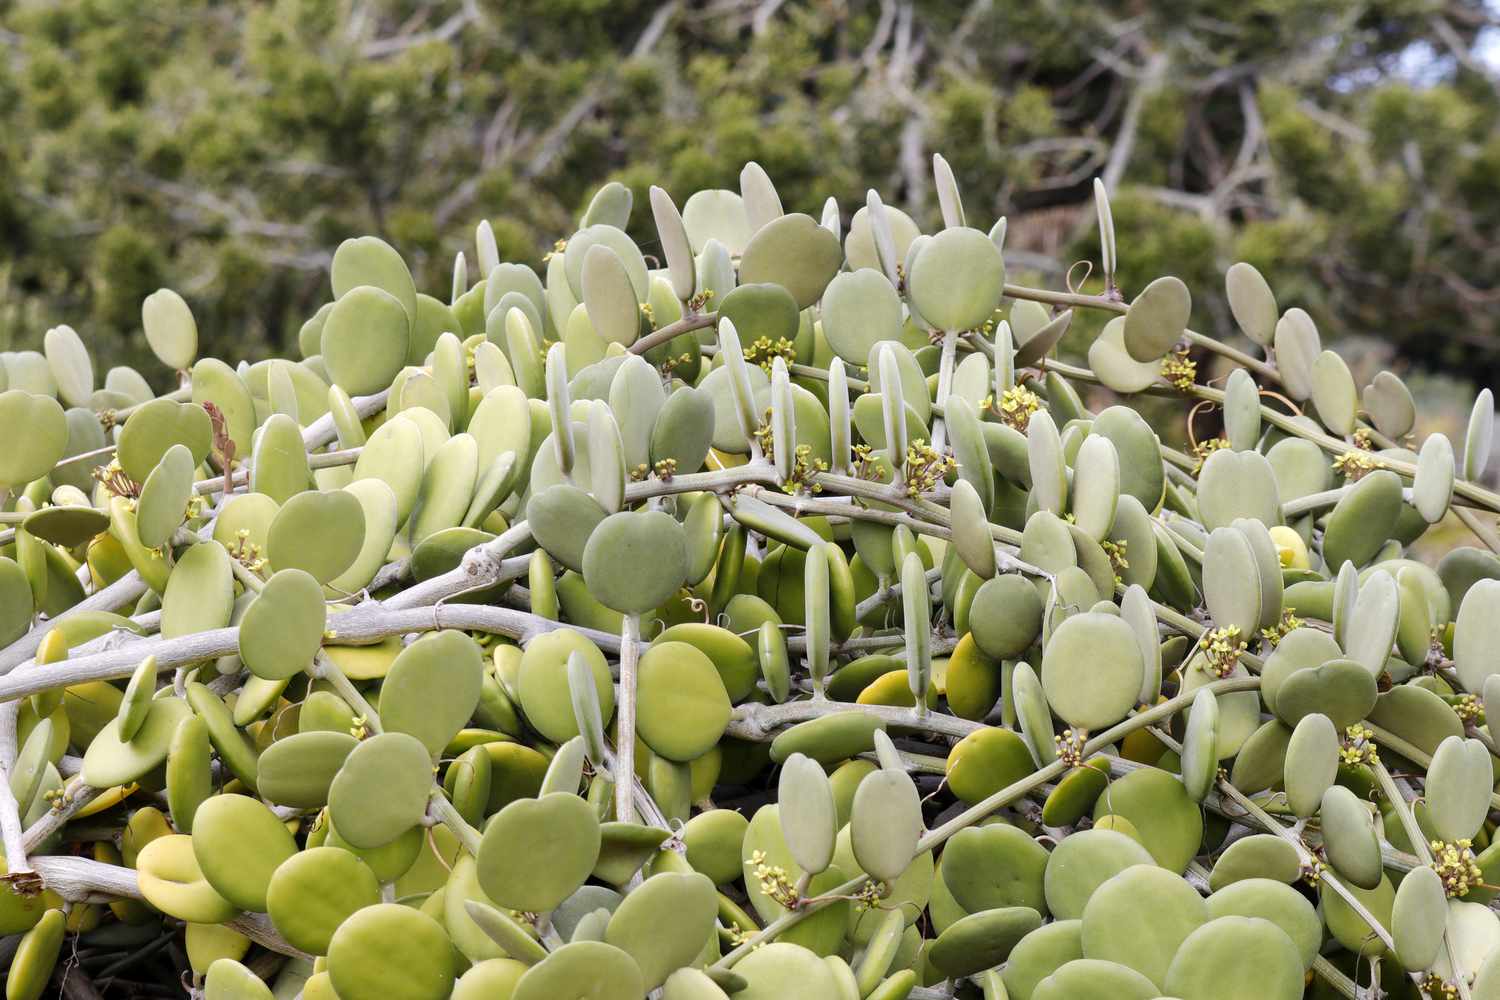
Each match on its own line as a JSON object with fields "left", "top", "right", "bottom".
{"left": 2, "top": 0, "right": 1499, "bottom": 401}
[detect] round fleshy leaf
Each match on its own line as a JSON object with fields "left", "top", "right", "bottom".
{"left": 1092, "top": 766, "right": 1202, "bottom": 874}
{"left": 519, "top": 629, "right": 615, "bottom": 745}
{"left": 1012, "top": 307, "right": 1074, "bottom": 368}
{"left": 1042, "top": 828, "right": 1154, "bottom": 920}
{"left": 248, "top": 412, "right": 310, "bottom": 504}
{"left": 238, "top": 568, "right": 326, "bottom": 680}
{"left": 191, "top": 793, "right": 297, "bottom": 912}
{"left": 1222, "top": 368, "right": 1261, "bottom": 450}
{"left": 161, "top": 541, "right": 234, "bottom": 639}
{"left": 352, "top": 414, "right": 426, "bottom": 525}
{"left": 266, "top": 489, "right": 365, "bottom": 584}
{"left": 1225, "top": 263, "right": 1277, "bottom": 346}
{"left": 142, "top": 288, "right": 199, "bottom": 369}
{"left": 111, "top": 395, "right": 210, "bottom": 485}
{"left": 849, "top": 768, "right": 923, "bottom": 883}
{"left": 581, "top": 510, "right": 687, "bottom": 615}
{"left": 778, "top": 753, "right": 838, "bottom": 876}
{"left": 636, "top": 641, "right": 731, "bottom": 762}
{"left": 604, "top": 871, "right": 718, "bottom": 990}
{"left": 1310, "top": 349, "right": 1357, "bottom": 435}
{"left": 907, "top": 227, "right": 1005, "bottom": 331}
{"left": 1195, "top": 446, "right": 1281, "bottom": 530}
{"left": 1393, "top": 865, "right": 1449, "bottom": 971}
{"left": 968, "top": 573, "right": 1044, "bottom": 660}
{"left": 1122, "top": 275, "right": 1190, "bottom": 362}
{"left": 322, "top": 285, "right": 411, "bottom": 396}
{"left": 266, "top": 847, "right": 380, "bottom": 956}
{"left": 1273, "top": 308, "right": 1321, "bottom": 401}
{"left": 43, "top": 324, "right": 93, "bottom": 407}
{"left": 1343, "top": 571, "right": 1400, "bottom": 678}
{"left": 582, "top": 244, "right": 643, "bottom": 346}
{"left": 1089, "top": 317, "right": 1163, "bottom": 392}
{"left": 942, "top": 822, "right": 1047, "bottom": 914}
{"left": 1466, "top": 388, "right": 1494, "bottom": 481}
{"left": 1427, "top": 735, "right": 1494, "bottom": 843}
{"left": 135, "top": 443, "right": 195, "bottom": 550}
{"left": 821, "top": 270, "right": 902, "bottom": 365}
{"left": 738, "top": 213, "right": 842, "bottom": 309}
{"left": 928, "top": 907, "right": 1042, "bottom": 979}
{"left": 1041, "top": 612, "right": 1143, "bottom": 731}
{"left": 115, "top": 654, "right": 158, "bottom": 742}
{"left": 1320, "top": 784, "right": 1382, "bottom": 889}
{"left": 1284, "top": 713, "right": 1339, "bottom": 818}
{"left": 1083, "top": 864, "right": 1208, "bottom": 986}
{"left": 332, "top": 236, "right": 417, "bottom": 324}
{"left": 945, "top": 726, "right": 1035, "bottom": 804}
{"left": 512, "top": 940, "right": 644, "bottom": 1000}
{"left": 1180, "top": 688, "right": 1219, "bottom": 802}
{"left": 1273, "top": 657, "right": 1376, "bottom": 731}
{"left": 1069, "top": 435, "right": 1119, "bottom": 542}
{"left": 1456, "top": 579, "right": 1500, "bottom": 692}
{"left": 477, "top": 792, "right": 601, "bottom": 912}
{"left": 135, "top": 834, "right": 238, "bottom": 924}
{"left": 327, "top": 732, "right": 434, "bottom": 849}
{"left": 1208, "top": 835, "right": 1302, "bottom": 891}
{"left": 0, "top": 391, "right": 68, "bottom": 487}
{"left": 1364, "top": 369, "right": 1416, "bottom": 439}
{"left": 379, "top": 630, "right": 483, "bottom": 757}
{"left": 82, "top": 696, "right": 193, "bottom": 788}
{"left": 1202, "top": 526, "right": 1262, "bottom": 635}
{"left": 257, "top": 731, "right": 357, "bottom": 809}
{"left": 649, "top": 187, "right": 695, "bottom": 301}
{"left": 528, "top": 484, "right": 608, "bottom": 574}
{"left": 1164, "top": 915, "right": 1304, "bottom": 1000}
{"left": 326, "top": 903, "right": 455, "bottom": 1000}
{"left": 1414, "top": 432, "right": 1456, "bottom": 523}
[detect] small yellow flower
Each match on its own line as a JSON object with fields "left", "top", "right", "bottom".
{"left": 1332, "top": 450, "right": 1380, "bottom": 482}
{"left": 1204, "top": 625, "right": 1246, "bottom": 678}
{"left": 1339, "top": 724, "right": 1379, "bottom": 767}
{"left": 1160, "top": 346, "right": 1197, "bottom": 391}
{"left": 1430, "top": 838, "right": 1484, "bottom": 897}
{"left": 990, "top": 385, "right": 1042, "bottom": 432}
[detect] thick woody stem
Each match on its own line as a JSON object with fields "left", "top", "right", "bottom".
{"left": 0, "top": 701, "right": 35, "bottom": 891}
{"left": 615, "top": 614, "right": 641, "bottom": 824}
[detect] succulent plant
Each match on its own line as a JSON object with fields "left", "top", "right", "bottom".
{"left": 0, "top": 157, "right": 1498, "bottom": 1000}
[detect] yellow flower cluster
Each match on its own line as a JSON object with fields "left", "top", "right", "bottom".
{"left": 1259, "top": 608, "right": 1303, "bottom": 646}
{"left": 850, "top": 444, "right": 889, "bottom": 484}
{"left": 749, "top": 850, "right": 801, "bottom": 910}
{"left": 781, "top": 444, "right": 828, "bottom": 496}
{"left": 1420, "top": 972, "right": 1458, "bottom": 1000}
{"left": 743, "top": 336, "right": 797, "bottom": 373}
{"left": 988, "top": 385, "right": 1042, "bottom": 432}
{"left": 1332, "top": 449, "right": 1380, "bottom": 482}
{"left": 1054, "top": 729, "right": 1086, "bottom": 768}
{"left": 1101, "top": 539, "right": 1129, "bottom": 583}
{"left": 1160, "top": 347, "right": 1197, "bottom": 391}
{"left": 902, "top": 440, "right": 955, "bottom": 498}
{"left": 1338, "top": 724, "right": 1379, "bottom": 767}
{"left": 91, "top": 459, "right": 142, "bottom": 500}
{"left": 1190, "top": 437, "right": 1229, "bottom": 475}
{"left": 1204, "top": 625, "right": 1246, "bottom": 678}
{"left": 1430, "top": 839, "right": 1484, "bottom": 897}
{"left": 228, "top": 529, "right": 268, "bottom": 576}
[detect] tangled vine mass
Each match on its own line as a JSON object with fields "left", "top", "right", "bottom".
{"left": 1, "top": 159, "right": 1500, "bottom": 1000}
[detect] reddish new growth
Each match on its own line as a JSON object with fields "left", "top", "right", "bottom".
{"left": 202, "top": 401, "right": 236, "bottom": 498}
